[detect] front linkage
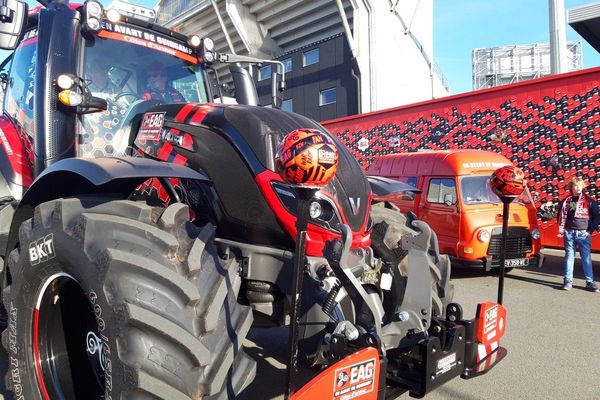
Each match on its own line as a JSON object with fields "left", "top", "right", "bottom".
{"left": 286, "top": 190, "right": 507, "bottom": 400}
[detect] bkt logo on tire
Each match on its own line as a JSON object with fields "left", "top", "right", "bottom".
{"left": 29, "top": 234, "right": 56, "bottom": 265}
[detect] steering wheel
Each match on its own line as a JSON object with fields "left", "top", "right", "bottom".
{"left": 114, "top": 92, "right": 140, "bottom": 106}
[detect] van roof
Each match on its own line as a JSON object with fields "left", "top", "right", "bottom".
{"left": 367, "top": 149, "right": 511, "bottom": 177}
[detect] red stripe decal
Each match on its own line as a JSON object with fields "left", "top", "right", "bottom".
{"left": 157, "top": 142, "right": 174, "bottom": 161}
{"left": 174, "top": 104, "right": 196, "bottom": 123}
{"left": 33, "top": 308, "right": 51, "bottom": 400}
{"left": 173, "top": 153, "right": 187, "bottom": 165}
{"left": 189, "top": 106, "right": 212, "bottom": 126}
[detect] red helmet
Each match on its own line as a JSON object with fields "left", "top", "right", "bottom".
{"left": 489, "top": 165, "right": 526, "bottom": 197}
{"left": 275, "top": 128, "right": 338, "bottom": 187}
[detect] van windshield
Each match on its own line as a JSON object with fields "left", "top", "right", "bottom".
{"left": 460, "top": 175, "right": 531, "bottom": 205}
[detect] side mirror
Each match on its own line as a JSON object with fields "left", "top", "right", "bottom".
{"left": 271, "top": 62, "right": 285, "bottom": 109}
{"left": 0, "top": 0, "right": 27, "bottom": 50}
{"left": 443, "top": 193, "right": 455, "bottom": 206}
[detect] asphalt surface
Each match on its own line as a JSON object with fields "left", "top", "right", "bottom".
{"left": 1, "top": 249, "right": 599, "bottom": 399}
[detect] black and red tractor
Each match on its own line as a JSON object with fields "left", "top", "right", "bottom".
{"left": 0, "top": 0, "right": 507, "bottom": 399}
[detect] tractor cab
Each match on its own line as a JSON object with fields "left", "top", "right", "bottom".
{"left": 0, "top": 0, "right": 283, "bottom": 198}
{"left": 2, "top": 1, "right": 210, "bottom": 161}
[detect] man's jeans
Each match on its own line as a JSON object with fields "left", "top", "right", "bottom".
{"left": 563, "top": 230, "right": 594, "bottom": 283}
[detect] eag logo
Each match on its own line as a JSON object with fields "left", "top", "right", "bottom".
{"left": 336, "top": 371, "right": 349, "bottom": 387}
{"left": 29, "top": 234, "right": 55, "bottom": 265}
{"left": 485, "top": 305, "right": 498, "bottom": 324}
{"left": 350, "top": 360, "right": 375, "bottom": 384}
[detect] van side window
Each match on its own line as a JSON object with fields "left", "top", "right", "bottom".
{"left": 427, "top": 178, "right": 456, "bottom": 204}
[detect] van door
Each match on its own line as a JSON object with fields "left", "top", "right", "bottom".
{"left": 420, "top": 177, "right": 460, "bottom": 254}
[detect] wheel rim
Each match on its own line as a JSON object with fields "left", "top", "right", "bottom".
{"left": 33, "top": 273, "right": 105, "bottom": 400}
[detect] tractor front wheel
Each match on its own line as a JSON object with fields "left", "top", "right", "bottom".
{"left": 2, "top": 197, "right": 255, "bottom": 399}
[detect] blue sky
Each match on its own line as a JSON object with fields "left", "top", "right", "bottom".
{"left": 434, "top": 0, "right": 600, "bottom": 94}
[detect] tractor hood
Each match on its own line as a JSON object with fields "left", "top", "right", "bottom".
{"left": 133, "top": 103, "right": 372, "bottom": 251}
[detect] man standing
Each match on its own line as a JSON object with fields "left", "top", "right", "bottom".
{"left": 558, "top": 177, "right": 600, "bottom": 291}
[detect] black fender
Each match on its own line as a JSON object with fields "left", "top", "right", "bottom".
{"left": 367, "top": 175, "right": 421, "bottom": 197}
{"left": 2, "top": 156, "right": 209, "bottom": 288}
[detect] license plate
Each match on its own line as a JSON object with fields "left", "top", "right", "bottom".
{"left": 504, "top": 258, "right": 529, "bottom": 267}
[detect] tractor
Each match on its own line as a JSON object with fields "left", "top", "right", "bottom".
{"left": 0, "top": 0, "right": 505, "bottom": 398}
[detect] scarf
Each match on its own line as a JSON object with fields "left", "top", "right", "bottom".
{"left": 559, "top": 193, "right": 590, "bottom": 234}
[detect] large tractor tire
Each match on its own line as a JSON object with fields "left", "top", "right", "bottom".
{"left": 2, "top": 196, "right": 255, "bottom": 400}
{"left": 370, "top": 203, "right": 454, "bottom": 318}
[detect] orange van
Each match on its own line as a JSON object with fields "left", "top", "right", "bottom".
{"left": 367, "top": 150, "right": 543, "bottom": 270}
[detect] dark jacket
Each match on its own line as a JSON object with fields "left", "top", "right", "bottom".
{"left": 557, "top": 193, "right": 600, "bottom": 233}
{"left": 143, "top": 87, "right": 185, "bottom": 103}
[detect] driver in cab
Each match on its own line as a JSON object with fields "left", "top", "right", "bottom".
{"left": 143, "top": 62, "right": 185, "bottom": 103}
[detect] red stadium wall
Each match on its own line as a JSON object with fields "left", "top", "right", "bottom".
{"left": 322, "top": 67, "right": 600, "bottom": 251}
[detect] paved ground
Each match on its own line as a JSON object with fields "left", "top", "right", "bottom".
{"left": 1, "top": 249, "right": 599, "bottom": 399}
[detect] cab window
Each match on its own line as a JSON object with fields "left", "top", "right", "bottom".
{"left": 427, "top": 178, "right": 456, "bottom": 204}
{"left": 4, "top": 32, "right": 36, "bottom": 136}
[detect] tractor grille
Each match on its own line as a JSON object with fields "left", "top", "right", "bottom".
{"left": 487, "top": 227, "right": 532, "bottom": 259}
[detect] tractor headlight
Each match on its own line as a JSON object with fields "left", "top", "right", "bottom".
{"left": 531, "top": 228, "right": 541, "bottom": 240}
{"left": 84, "top": 1, "right": 104, "bottom": 33}
{"left": 84, "top": 17, "right": 101, "bottom": 32}
{"left": 56, "top": 74, "right": 75, "bottom": 90}
{"left": 58, "top": 90, "right": 82, "bottom": 107}
{"left": 188, "top": 35, "right": 202, "bottom": 48}
{"left": 201, "top": 38, "right": 215, "bottom": 64}
{"left": 272, "top": 182, "right": 340, "bottom": 232}
{"left": 477, "top": 230, "right": 490, "bottom": 243}
{"left": 309, "top": 201, "right": 322, "bottom": 219}
{"left": 203, "top": 37, "right": 214, "bottom": 51}
{"left": 106, "top": 8, "right": 121, "bottom": 23}
{"left": 86, "top": 1, "right": 103, "bottom": 18}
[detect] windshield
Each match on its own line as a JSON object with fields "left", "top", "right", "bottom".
{"left": 79, "top": 25, "right": 208, "bottom": 157}
{"left": 460, "top": 175, "right": 531, "bottom": 205}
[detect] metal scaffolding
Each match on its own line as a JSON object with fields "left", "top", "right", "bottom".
{"left": 472, "top": 41, "right": 582, "bottom": 90}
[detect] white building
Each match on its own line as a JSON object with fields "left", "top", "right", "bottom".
{"left": 156, "top": 0, "right": 448, "bottom": 120}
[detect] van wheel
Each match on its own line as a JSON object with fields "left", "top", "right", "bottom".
{"left": 2, "top": 197, "right": 255, "bottom": 399}
{"left": 370, "top": 203, "right": 454, "bottom": 318}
